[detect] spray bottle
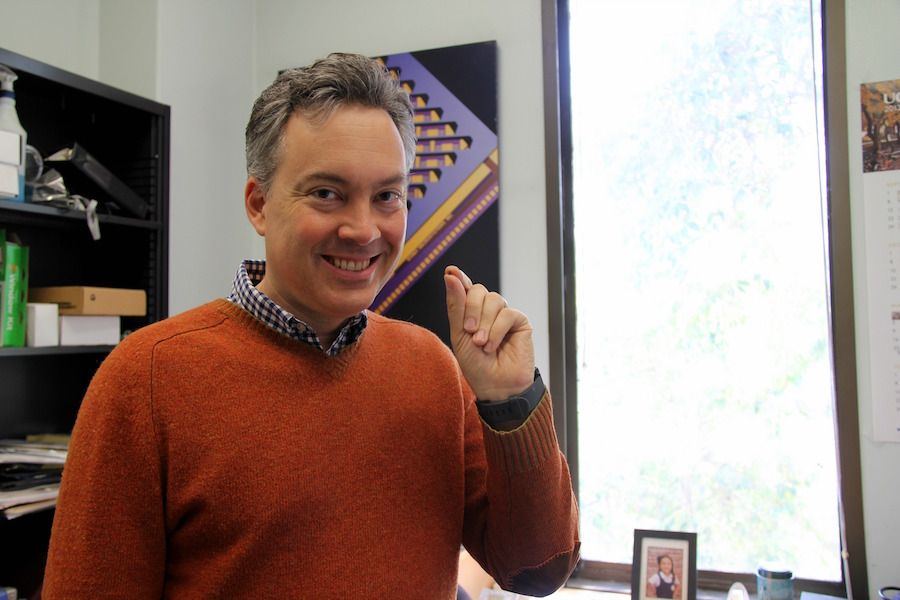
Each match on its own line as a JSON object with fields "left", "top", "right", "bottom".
{"left": 0, "top": 64, "right": 27, "bottom": 202}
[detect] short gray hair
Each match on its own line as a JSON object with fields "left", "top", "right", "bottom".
{"left": 245, "top": 52, "right": 416, "bottom": 192}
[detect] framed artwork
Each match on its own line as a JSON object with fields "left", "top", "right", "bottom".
{"left": 632, "top": 529, "right": 698, "bottom": 600}
{"left": 371, "top": 41, "right": 499, "bottom": 347}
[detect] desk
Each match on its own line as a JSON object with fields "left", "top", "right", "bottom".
{"left": 546, "top": 589, "right": 627, "bottom": 599}
{"left": 473, "top": 586, "right": 626, "bottom": 599}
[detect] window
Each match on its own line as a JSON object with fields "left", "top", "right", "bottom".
{"left": 543, "top": 0, "right": 866, "bottom": 595}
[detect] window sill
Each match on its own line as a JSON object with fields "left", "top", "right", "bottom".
{"left": 559, "top": 579, "right": 738, "bottom": 600}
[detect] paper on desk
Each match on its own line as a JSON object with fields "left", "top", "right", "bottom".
{"left": 799, "top": 593, "right": 846, "bottom": 600}
{"left": 0, "top": 483, "right": 59, "bottom": 510}
{"left": 2, "top": 497, "right": 57, "bottom": 519}
{"left": 0, "top": 439, "right": 67, "bottom": 465}
{"left": 479, "top": 590, "right": 524, "bottom": 599}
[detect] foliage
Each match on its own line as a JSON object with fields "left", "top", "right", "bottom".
{"left": 570, "top": 0, "right": 840, "bottom": 580}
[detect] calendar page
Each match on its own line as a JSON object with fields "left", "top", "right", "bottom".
{"left": 861, "top": 79, "right": 900, "bottom": 442}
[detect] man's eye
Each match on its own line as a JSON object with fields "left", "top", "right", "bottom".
{"left": 376, "top": 191, "right": 401, "bottom": 203}
{"left": 311, "top": 189, "right": 338, "bottom": 200}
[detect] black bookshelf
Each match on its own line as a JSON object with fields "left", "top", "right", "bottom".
{"left": 0, "top": 46, "right": 170, "bottom": 598}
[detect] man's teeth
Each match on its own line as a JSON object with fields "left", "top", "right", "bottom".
{"left": 330, "top": 257, "right": 371, "bottom": 271}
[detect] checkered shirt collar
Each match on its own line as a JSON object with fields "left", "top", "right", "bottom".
{"left": 226, "top": 259, "right": 367, "bottom": 356}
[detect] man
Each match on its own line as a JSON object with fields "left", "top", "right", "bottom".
{"left": 43, "top": 52, "right": 580, "bottom": 598}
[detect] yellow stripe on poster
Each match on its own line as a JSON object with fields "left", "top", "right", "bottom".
{"left": 375, "top": 184, "right": 499, "bottom": 314}
{"left": 401, "top": 148, "right": 498, "bottom": 267}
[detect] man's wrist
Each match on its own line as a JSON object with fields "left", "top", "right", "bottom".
{"left": 475, "top": 368, "right": 544, "bottom": 426}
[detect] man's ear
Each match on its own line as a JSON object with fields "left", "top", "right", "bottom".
{"left": 245, "top": 176, "right": 267, "bottom": 236}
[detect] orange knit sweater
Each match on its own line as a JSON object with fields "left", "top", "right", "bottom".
{"left": 43, "top": 300, "right": 579, "bottom": 599}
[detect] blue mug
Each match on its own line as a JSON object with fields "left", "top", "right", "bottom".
{"left": 757, "top": 564, "right": 793, "bottom": 600}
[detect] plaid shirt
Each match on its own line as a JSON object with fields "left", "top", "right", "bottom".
{"left": 226, "top": 260, "right": 367, "bottom": 356}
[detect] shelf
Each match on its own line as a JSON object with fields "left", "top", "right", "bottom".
{"left": 0, "top": 44, "right": 170, "bottom": 596}
{"left": 0, "top": 199, "right": 161, "bottom": 230}
{"left": 0, "top": 345, "right": 115, "bottom": 357}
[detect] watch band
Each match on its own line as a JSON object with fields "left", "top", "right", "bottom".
{"left": 475, "top": 368, "right": 545, "bottom": 425}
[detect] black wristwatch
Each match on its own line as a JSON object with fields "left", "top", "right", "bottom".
{"left": 475, "top": 368, "right": 545, "bottom": 426}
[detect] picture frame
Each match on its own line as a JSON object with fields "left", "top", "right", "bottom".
{"left": 632, "top": 529, "right": 698, "bottom": 600}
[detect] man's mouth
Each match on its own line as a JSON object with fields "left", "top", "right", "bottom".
{"left": 327, "top": 256, "right": 373, "bottom": 272}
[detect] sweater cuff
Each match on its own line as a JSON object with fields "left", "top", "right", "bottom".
{"left": 480, "top": 392, "right": 560, "bottom": 475}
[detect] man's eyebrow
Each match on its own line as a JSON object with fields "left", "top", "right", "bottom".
{"left": 301, "top": 172, "right": 408, "bottom": 187}
{"left": 302, "top": 172, "right": 350, "bottom": 186}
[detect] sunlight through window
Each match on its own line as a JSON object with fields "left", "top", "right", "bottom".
{"left": 568, "top": 0, "right": 841, "bottom": 581}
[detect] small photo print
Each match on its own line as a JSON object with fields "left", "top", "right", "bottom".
{"left": 632, "top": 529, "right": 697, "bottom": 600}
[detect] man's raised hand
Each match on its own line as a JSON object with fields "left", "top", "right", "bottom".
{"left": 443, "top": 265, "right": 535, "bottom": 401}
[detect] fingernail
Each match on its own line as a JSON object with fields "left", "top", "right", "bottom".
{"left": 465, "top": 318, "right": 476, "bottom": 331}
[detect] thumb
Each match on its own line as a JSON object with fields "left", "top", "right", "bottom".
{"left": 444, "top": 269, "right": 467, "bottom": 338}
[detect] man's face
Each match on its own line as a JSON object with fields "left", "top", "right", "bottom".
{"left": 245, "top": 104, "right": 408, "bottom": 337}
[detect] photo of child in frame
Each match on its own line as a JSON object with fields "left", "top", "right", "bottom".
{"left": 645, "top": 548, "right": 684, "bottom": 599}
{"left": 632, "top": 529, "right": 697, "bottom": 600}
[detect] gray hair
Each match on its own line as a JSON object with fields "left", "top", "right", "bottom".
{"left": 245, "top": 52, "right": 417, "bottom": 192}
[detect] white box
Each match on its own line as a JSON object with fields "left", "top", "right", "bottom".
{"left": 26, "top": 302, "right": 59, "bottom": 347}
{"left": 58, "top": 315, "right": 120, "bottom": 346}
{"left": 0, "top": 162, "right": 17, "bottom": 198}
{"left": 0, "top": 129, "right": 21, "bottom": 165}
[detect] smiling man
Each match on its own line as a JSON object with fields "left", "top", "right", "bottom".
{"left": 245, "top": 104, "right": 408, "bottom": 350}
{"left": 43, "top": 53, "right": 580, "bottom": 599}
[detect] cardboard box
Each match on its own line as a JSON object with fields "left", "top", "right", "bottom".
{"left": 29, "top": 286, "right": 146, "bottom": 316}
{"left": 58, "top": 315, "right": 120, "bottom": 346}
{"left": 26, "top": 302, "right": 59, "bottom": 347}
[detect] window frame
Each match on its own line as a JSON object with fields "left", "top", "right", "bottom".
{"left": 540, "top": 0, "right": 868, "bottom": 596}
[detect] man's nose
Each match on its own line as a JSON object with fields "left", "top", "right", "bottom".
{"left": 337, "top": 199, "right": 380, "bottom": 244}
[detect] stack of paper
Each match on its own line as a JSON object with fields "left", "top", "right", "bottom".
{"left": 0, "top": 437, "right": 67, "bottom": 520}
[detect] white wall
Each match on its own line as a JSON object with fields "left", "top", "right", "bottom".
{"left": 1, "top": 0, "right": 896, "bottom": 593}
{"left": 1, "top": 0, "right": 101, "bottom": 79}
{"left": 155, "top": 0, "right": 256, "bottom": 314}
{"left": 845, "top": 0, "right": 900, "bottom": 594}
{"left": 97, "top": 0, "right": 157, "bottom": 101}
